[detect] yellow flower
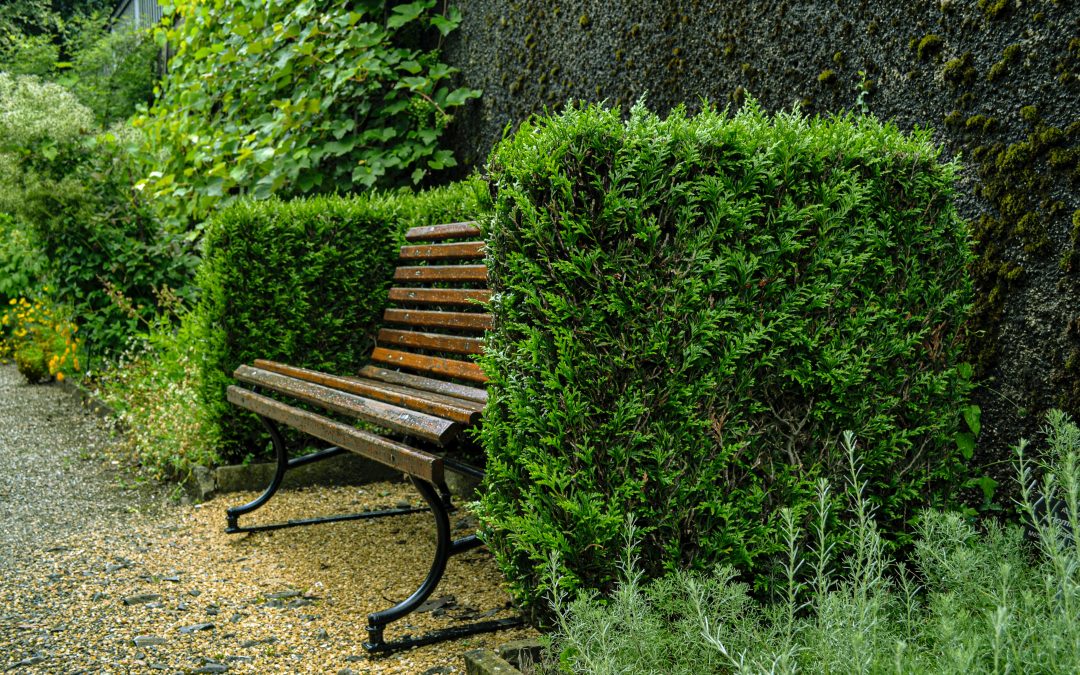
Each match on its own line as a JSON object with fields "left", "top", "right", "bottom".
{"left": 55, "top": 372, "right": 64, "bottom": 382}
{"left": 7, "top": 298, "right": 14, "bottom": 305}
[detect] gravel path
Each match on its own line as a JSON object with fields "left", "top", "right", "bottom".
{"left": 0, "top": 365, "right": 535, "bottom": 673}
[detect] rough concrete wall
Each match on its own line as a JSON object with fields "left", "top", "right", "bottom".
{"left": 442, "top": 0, "right": 1079, "bottom": 495}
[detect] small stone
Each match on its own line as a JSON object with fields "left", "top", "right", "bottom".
{"left": 133, "top": 635, "right": 167, "bottom": 647}
{"left": 193, "top": 665, "right": 228, "bottom": 674}
{"left": 338, "top": 670, "right": 357, "bottom": 675}
{"left": 177, "top": 602, "right": 189, "bottom": 611}
{"left": 394, "top": 499, "right": 412, "bottom": 509}
{"left": 229, "top": 612, "right": 243, "bottom": 624}
{"left": 91, "top": 592, "right": 107, "bottom": 602}
{"left": 286, "top": 598, "right": 313, "bottom": 609}
{"left": 147, "top": 665, "right": 167, "bottom": 671}
{"left": 178, "top": 622, "right": 215, "bottom": 634}
{"left": 10, "top": 656, "right": 46, "bottom": 667}
{"left": 123, "top": 593, "right": 161, "bottom": 606}
{"left": 421, "top": 668, "right": 453, "bottom": 675}
{"left": 343, "top": 655, "right": 364, "bottom": 662}
{"left": 205, "top": 606, "right": 219, "bottom": 616}
{"left": 265, "top": 590, "right": 301, "bottom": 600}
{"left": 224, "top": 656, "right": 253, "bottom": 663}
{"left": 162, "top": 576, "right": 180, "bottom": 583}
{"left": 188, "top": 589, "right": 202, "bottom": 597}
{"left": 315, "top": 628, "right": 329, "bottom": 640}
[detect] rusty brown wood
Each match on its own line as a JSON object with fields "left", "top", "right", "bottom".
{"left": 370, "top": 348, "right": 489, "bottom": 384}
{"left": 376, "top": 329, "right": 484, "bottom": 356}
{"left": 344, "top": 376, "right": 485, "bottom": 413}
{"left": 404, "top": 222, "right": 481, "bottom": 242}
{"left": 251, "top": 360, "right": 481, "bottom": 424}
{"left": 399, "top": 242, "right": 485, "bottom": 261}
{"left": 383, "top": 309, "right": 494, "bottom": 331}
{"left": 226, "top": 386, "right": 444, "bottom": 483}
{"left": 387, "top": 287, "right": 492, "bottom": 306}
{"left": 393, "top": 265, "right": 488, "bottom": 282}
{"left": 358, "top": 366, "right": 489, "bottom": 404}
{"left": 234, "top": 365, "right": 458, "bottom": 444}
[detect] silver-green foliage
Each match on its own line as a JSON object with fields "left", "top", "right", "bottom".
{"left": 479, "top": 100, "right": 974, "bottom": 614}
{"left": 545, "top": 413, "right": 1080, "bottom": 674}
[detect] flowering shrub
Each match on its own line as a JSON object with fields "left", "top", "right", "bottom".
{"left": 0, "top": 291, "right": 82, "bottom": 384}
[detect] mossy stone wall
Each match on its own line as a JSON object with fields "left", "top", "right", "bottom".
{"left": 442, "top": 0, "right": 1079, "bottom": 495}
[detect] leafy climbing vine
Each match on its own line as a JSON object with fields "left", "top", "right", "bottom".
{"left": 134, "top": 0, "right": 479, "bottom": 225}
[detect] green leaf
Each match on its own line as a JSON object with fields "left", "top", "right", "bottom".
{"left": 253, "top": 147, "right": 275, "bottom": 163}
{"left": 387, "top": 1, "right": 435, "bottom": 29}
{"left": 445, "top": 87, "right": 480, "bottom": 107}
{"left": 962, "top": 404, "right": 981, "bottom": 436}
{"left": 955, "top": 432, "right": 976, "bottom": 460}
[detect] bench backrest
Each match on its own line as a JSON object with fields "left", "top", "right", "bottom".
{"left": 361, "top": 221, "right": 492, "bottom": 404}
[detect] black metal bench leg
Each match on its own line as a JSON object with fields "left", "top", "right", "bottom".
{"left": 364, "top": 476, "right": 451, "bottom": 651}
{"left": 226, "top": 415, "right": 290, "bottom": 532}
{"left": 362, "top": 478, "right": 523, "bottom": 654}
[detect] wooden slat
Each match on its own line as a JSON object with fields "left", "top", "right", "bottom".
{"left": 370, "top": 348, "right": 489, "bottom": 384}
{"left": 251, "top": 360, "right": 481, "bottom": 423}
{"left": 394, "top": 265, "right": 488, "bottom": 282}
{"left": 388, "top": 287, "right": 492, "bottom": 306}
{"left": 383, "top": 309, "right": 493, "bottom": 331}
{"left": 227, "top": 387, "right": 444, "bottom": 483}
{"left": 399, "top": 242, "right": 485, "bottom": 261}
{"left": 234, "top": 365, "right": 458, "bottom": 444}
{"left": 359, "top": 366, "right": 488, "bottom": 404}
{"left": 377, "top": 328, "right": 483, "bottom": 356}
{"left": 405, "top": 222, "right": 481, "bottom": 242}
{"left": 343, "top": 376, "right": 485, "bottom": 413}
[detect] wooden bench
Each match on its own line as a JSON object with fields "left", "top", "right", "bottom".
{"left": 223, "top": 221, "right": 516, "bottom": 652}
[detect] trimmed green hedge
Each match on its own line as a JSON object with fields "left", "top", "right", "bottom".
{"left": 477, "top": 102, "right": 974, "bottom": 614}
{"left": 197, "top": 177, "right": 489, "bottom": 461}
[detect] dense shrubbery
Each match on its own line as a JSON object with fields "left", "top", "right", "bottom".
{"left": 0, "top": 73, "right": 197, "bottom": 362}
{"left": 196, "top": 177, "right": 490, "bottom": 462}
{"left": 66, "top": 18, "right": 159, "bottom": 125}
{"left": 134, "top": 0, "right": 479, "bottom": 226}
{"left": 543, "top": 412, "right": 1080, "bottom": 675}
{"left": 479, "top": 102, "right": 974, "bottom": 613}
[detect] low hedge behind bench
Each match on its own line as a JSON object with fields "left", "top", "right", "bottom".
{"left": 479, "top": 101, "right": 975, "bottom": 614}
{"left": 196, "top": 177, "right": 491, "bottom": 462}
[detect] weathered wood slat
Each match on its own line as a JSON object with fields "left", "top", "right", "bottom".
{"left": 358, "top": 366, "right": 489, "bottom": 404}
{"left": 227, "top": 387, "right": 444, "bottom": 483}
{"left": 393, "top": 265, "right": 488, "bottom": 282}
{"left": 383, "top": 309, "right": 494, "bottom": 331}
{"left": 234, "top": 365, "right": 458, "bottom": 444}
{"left": 399, "top": 242, "right": 485, "bottom": 261}
{"left": 377, "top": 328, "right": 484, "bottom": 356}
{"left": 251, "top": 360, "right": 481, "bottom": 424}
{"left": 387, "top": 287, "right": 492, "bottom": 306}
{"left": 404, "top": 222, "right": 481, "bottom": 242}
{"left": 370, "top": 348, "right": 489, "bottom": 384}
{"left": 341, "top": 376, "right": 486, "bottom": 413}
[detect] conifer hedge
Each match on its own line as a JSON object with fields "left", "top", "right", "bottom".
{"left": 197, "top": 178, "right": 489, "bottom": 461}
{"left": 477, "top": 102, "right": 974, "bottom": 613}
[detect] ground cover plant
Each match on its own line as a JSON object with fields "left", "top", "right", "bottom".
{"left": 479, "top": 100, "right": 975, "bottom": 614}
{"left": 541, "top": 411, "right": 1080, "bottom": 674}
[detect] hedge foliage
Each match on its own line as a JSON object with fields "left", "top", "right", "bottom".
{"left": 478, "top": 102, "right": 974, "bottom": 613}
{"left": 197, "top": 177, "right": 489, "bottom": 461}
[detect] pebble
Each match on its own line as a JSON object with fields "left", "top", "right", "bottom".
{"left": 123, "top": 593, "right": 161, "bottom": 606}
{"left": 178, "top": 623, "right": 215, "bottom": 634}
{"left": 133, "top": 635, "right": 167, "bottom": 647}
